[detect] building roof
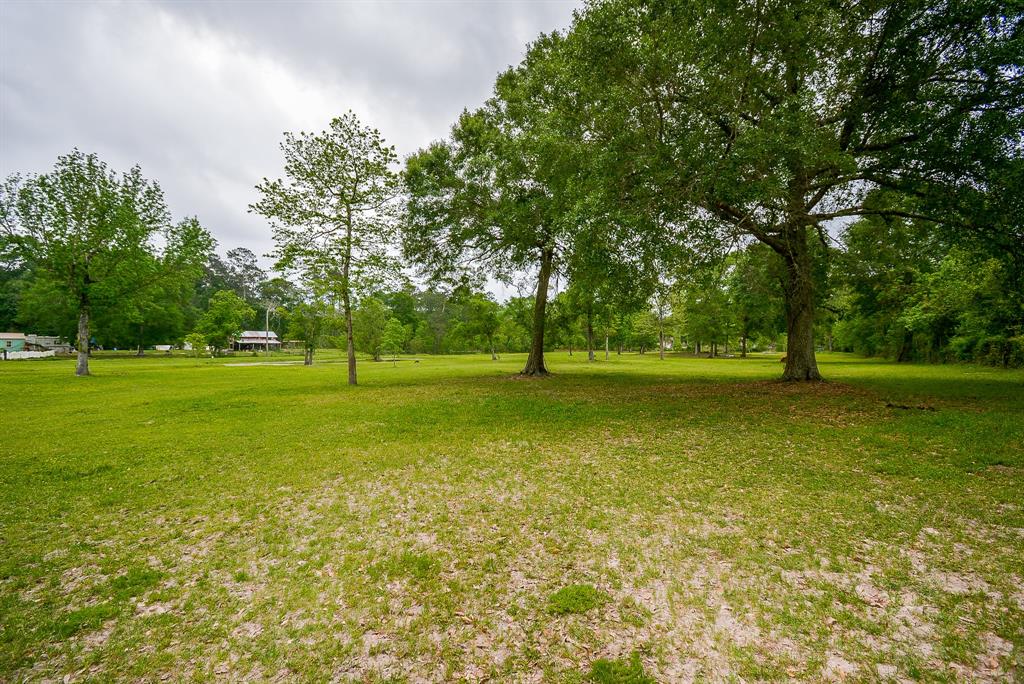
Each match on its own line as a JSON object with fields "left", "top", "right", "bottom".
{"left": 238, "top": 331, "right": 279, "bottom": 339}
{"left": 0, "top": 332, "right": 26, "bottom": 340}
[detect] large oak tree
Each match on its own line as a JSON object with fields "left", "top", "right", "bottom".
{"left": 565, "top": 0, "right": 1023, "bottom": 379}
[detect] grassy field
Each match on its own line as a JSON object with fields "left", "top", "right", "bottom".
{"left": 1, "top": 351, "right": 1022, "bottom": 682}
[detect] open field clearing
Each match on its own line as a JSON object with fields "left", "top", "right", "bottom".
{"left": 1, "top": 353, "right": 1022, "bottom": 682}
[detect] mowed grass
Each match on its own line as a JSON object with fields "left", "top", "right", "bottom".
{"left": 0, "top": 351, "right": 1021, "bottom": 682}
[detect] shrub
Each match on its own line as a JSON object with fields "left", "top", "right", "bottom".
{"left": 975, "top": 336, "right": 1023, "bottom": 368}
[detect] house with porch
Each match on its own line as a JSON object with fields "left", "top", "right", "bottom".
{"left": 233, "top": 330, "right": 281, "bottom": 351}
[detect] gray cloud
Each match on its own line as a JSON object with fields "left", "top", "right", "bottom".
{"left": 0, "top": 0, "right": 580, "bottom": 266}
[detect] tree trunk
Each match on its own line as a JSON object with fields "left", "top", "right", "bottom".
{"left": 343, "top": 211, "right": 357, "bottom": 385}
{"left": 344, "top": 301, "right": 356, "bottom": 384}
{"left": 696, "top": 341, "right": 701, "bottom": 356}
{"left": 780, "top": 236, "right": 822, "bottom": 381}
{"left": 658, "top": 320, "right": 665, "bottom": 360}
{"left": 741, "top": 334, "right": 747, "bottom": 358}
{"left": 604, "top": 334, "right": 609, "bottom": 360}
{"left": 521, "top": 246, "right": 553, "bottom": 376}
{"left": 587, "top": 312, "right": 595, "bottom": 362}
{"left": 76, "top": 305, "right": 90, "bottom": 376}
{"left": 304, "top": 346, "right": 313, "bottom": 366}
{"left": 490, "top": 337, "right": 497, "bottom": 361}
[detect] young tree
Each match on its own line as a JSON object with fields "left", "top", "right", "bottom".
{"left": 195, "top": 290, "right": 253, "bottom": 356}
{"left": 566, "top": 0, "right": 1023, "bottom": 380}
{"left": 252, "top": 112, "right": 399, "bottom": 386}
{"left": 381, "top": 317, "right": 408, "bottom": 365}
{"left": 287, "top": 300, "right": 330, "bottom": 366}
{"left": 1, "top": 151, "right": 211, "bottom": 376}
{"left": 353, "top": 296, "right": 389, "bottom": 361}
{"left": 184, "top": 332, "right": 208, "bottom": 357}
{"left": 462, "top": 293, "right": 502, "bottom": 360}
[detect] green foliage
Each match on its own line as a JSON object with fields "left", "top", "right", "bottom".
{"left": 183, "top": 332, "right": 207, "bottom": 357}
{"left": 252, "top": 112, "right": 400, "bottom": 383}
{"left": 287, "top": 300, "right": 333, "bottom": 362}
{"left": 381, "top": 317, "right": 408, "bottom": 361}
{"left": 561, "top": 0, "right": 1022, "bottom": 378}
{"left": 195, "top": 290, "right": 254, "bottom": 354}
{"left": 834, "top": 217, "right": 1023, "bottom": 365}
{"left": 354, "top": 297, "right": 389, "bottom": 361}
{"left": 547, "top": 584, "right": 608, "bottom": 615}
{"left": 402, "top": 33, "right": 587, "bottom": 374}
{"left": 588, "top": 653, "right": 655, "bottom": 684}
{"left": 1, "top": 150, "right": 212, "bottom": 372}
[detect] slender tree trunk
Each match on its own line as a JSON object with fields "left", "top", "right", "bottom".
{"left": 568, "top": 339, "right": 573, "bottom": 356}
{"left": 344, "top": 300, "right": 356, "bottom": 383}
{"left": 586, "top": 310, "right": 595, "bottom": 362}
{"left": 658, "top": 318, "right": 665, "bottom": 361}
{"left": 604, "top": 334, "right": 609, "bottom": 360}
{"left": 521, "top": 246, "right": 553, "bottom": 376}
{"left": 76, "top": 304, "right": 90, "bottom": 376}
{"left": 741, "top": 334, "right": 747, "bottom": 358}
{"left": 304, "top": 346, "right": 313, "bottom": 366}
{"left": 780, "top": 231, "right": 822, "bottom": 381}
{"left": 137, "top": 323, "right": 145, "bottom": 356}
{"left": 490, "top": 337, "right": 497, "bottom": 361}
{"left": 343, "top": 210, "right": 357, "bottom": 385}
{"left": 696, "top": 341, "right": 701, "bottom": 356}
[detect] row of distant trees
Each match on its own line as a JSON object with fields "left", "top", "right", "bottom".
{"left": 0, "top": 162, "right": 1019, "bottom": 371}
{"left": 2, "top": 0, "right": 1021, "bottom": 379}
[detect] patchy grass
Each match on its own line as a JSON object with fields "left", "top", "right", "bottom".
{"left": 0, "top": 351, "right": 1022, "bottom": 682}
{"left": 548, "top": 585, "right": 609, "bottom": 615}
{"left": 589, "top": 652, "right": 655, "bottom": 683}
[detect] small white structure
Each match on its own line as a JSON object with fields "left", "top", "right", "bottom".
{"left": 233, "top": 331, "right": 281, "bottom": 351}
{"left": 2, "top": 350, "right": 56, "bottom": 360}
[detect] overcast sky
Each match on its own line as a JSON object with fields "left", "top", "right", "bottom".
{"left": 0, "top": 0, "right": 580, "bottom": 273}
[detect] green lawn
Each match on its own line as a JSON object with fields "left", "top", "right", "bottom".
{"left": 1, "top": 352, "right": 1021, "bottom": 682}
